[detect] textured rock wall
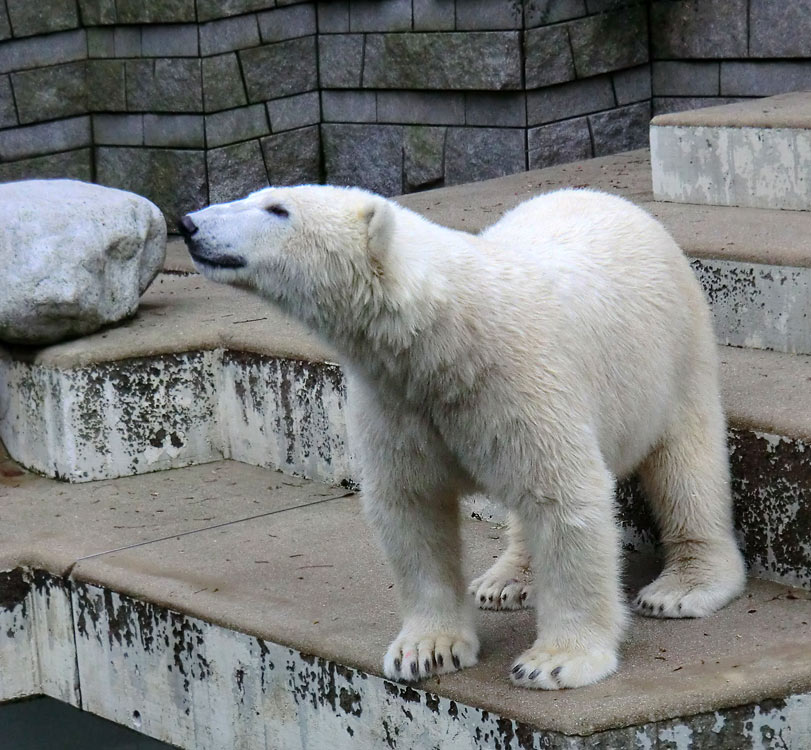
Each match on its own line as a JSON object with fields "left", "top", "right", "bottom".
{"left": 650, "top": 0, "right": 811, "bottom": 115}
{"left": 2, "top": 1, "right": 807, "bottom": 217}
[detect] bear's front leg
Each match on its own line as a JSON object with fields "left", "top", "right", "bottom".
{"left": 510, "top": 462, "right": 627, "bottom": 689}
{"left": 346, "top": 374, "right": 479, "bottom": 682}
{"left": 365, "top": 480, "right": 479, "bottom": 682}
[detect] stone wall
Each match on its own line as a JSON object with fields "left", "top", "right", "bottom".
{"left": 650, "top": 0, "right": 811, "bottom": 115}
{"left": 0, "top": 0, "right": 809, "bottom": 223}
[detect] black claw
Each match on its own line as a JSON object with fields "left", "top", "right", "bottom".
{"left": 437, "top": 654, "right": 444, "bottom": 668}
{"left": 410, "top": 661, "right": 418, "bottom": 676}
{"left": 520, "top": 592, "right": 527, "bottom": 601}
{"left": 424, "top": 658, "right": 431, "bottom": 673}
{"left": 514, "top": 668, "right": 526, "bottom": 679}
{"left": 394, "top": 658, "right": 401, "bottom": 671}
{"left": 551, "top": 666, "right": 563, "bottom": 679}
{"left": 452, "top": 654, "right": 461, "bottom": 670}
{"left": 488, "top": 594, "right": 493, "bottom": 601}
{"left": 528, "top": 669, "right": 540, "bottom": 680}
{"left": 511, "top": 664, "right": 522, "bottom": 674}
{"left": 657, "top": 604, "right": 664, "bottom": 615}
{"left": 480, "top": 595, "right": 485, "bottom": 603}
{"left": 677, "top": 602, "right": 683, "bottom": 612}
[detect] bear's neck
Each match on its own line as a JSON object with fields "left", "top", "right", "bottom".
{"left": 315, "top": 232, "right": 495, "bottom": 406}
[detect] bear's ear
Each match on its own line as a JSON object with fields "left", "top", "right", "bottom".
{"left": 362, "top": 196, "right": 394, "bottom": 269}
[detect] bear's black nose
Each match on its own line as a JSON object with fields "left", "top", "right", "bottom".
{"left": 178, "top": 215, "right": 198, "bottom": 238}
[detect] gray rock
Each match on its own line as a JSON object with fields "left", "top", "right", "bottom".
{"left": 5, "top": 0, "right": 79, "bottom": 37}
{"left": 376, "top": 91, "right": 465, "bottom": 125}
{"left": 112, "top": 27, "right": 140, "bottom": 56}
{"left": 207, "top": 140, "right": 269, "bottom": 203}
{"left": 115, "top": 0, "right": 195, "bottom": 23}
{"left": 0, "top": 29, "right": 86, "bottom": 75}
{"left": 0, "top": 116, "right": 91, "bottom": 161}
{"left": 258, "top": 5, "right": 316, "bottom": 42}
{"left": 96, "top": 146, "right": 207, "bottom": 225}
{"left": 197, "top": 0, "right": 274, "bottom": 23}
{"left": 78, "top": 0, "right": 117, "bottom": 25}
{"left": 202, "top": 53, "right": 247, "bottom": 112}
{"left": 0, "top": 75, "right": 17, "bottom": 128}
{"left": 349, "top": 0, "right": 413, "bottom": 32}
{"left": 86, "top": 28, "right": 115, "bottom": 57}
{"left": 141, "top": 24, "right": 199, "bottom": 57}
{"left": 322, "top": 123, "right": 402, "bottom": 195}
{"left": 0, "top": 148, "right": 92, "bottom": 183}
{"left": 613, "top": 64, "right": 651, "bottom": 105}
{"left": 404, "top": 126, "right": 446, "bottom": 191}
{"left": 588, "top": 101, "right": 650, "bottom": 156}
{"left": 650, "top": 0, "right": 747, "bottom": 58}
{"left": 528, "top": 116, "right": 592, "bottom": 170}
{"left": 86, "top": 60, "right": 127, "bottom": 112}
{"left": 720, "top": 61, "right": 811, "bottom": 97}
{"left": 568, "top": 5, "right": 648, "bottom": 78}
{"left": 318, "top": 34, "right": 364, "bottom": 88}
{"left": 93, "top": 114, "right": 144, "bottom": 145}
{"left": 652, "top": 61, "right": 719, "bottom": 97}
{"left": 456, "top": 0, "right": 523, "bottom": 30}
{"left": 526, "top": 76, "right": 614, "bottom": 126}
{"left": 267, "top": 91, "right": 320, "bottom": 132}
{"left": 200, "top": 14, "right": 260, "bottom": 57}
{"left": 750, "top": 0, "right": 811, "bottom": 57}
{"left": 524, "top": 0, "right": 586, "bottom": 27}
{"left": 261, "top": 124, "right": 321, "bottom": 185}
{"left": 524, "top": 25, "right": 576, "bottom": 88}
{"left": 125, "top": 58, "right": 202, "bottom": 113}
{"left": 444, "top": 127, "right": 525, "bottom": 185}
{"left": 11, "top": 61, "right": 87, "bottom": 124}
{"left": 413, "top": 0, "right": 455, "bottom": 31}
{"left": 0, "top": 179, "right": 166, "bottom": 345}
{"left": 240, "top": 37, "right": 318, "bottom": 101}
{"left": 0, "top": 4, "right": 11, "bottom": 39}
{"left": 465, "top": 92, "right": 526, "bottom": 127}
{"left": 144, "top": 114, "right": 205, "bottom": 148}
{"left": 205, "top": 103, "right": 269, "bottom": 148}
{"left": 363, "top": 32, "right": 523, "bottom": 90}
{"left": 317, "top": 1, "right": 349, "bottom": 32}
{"left": 321, "top": 90, "right": 377, "bottom": 122}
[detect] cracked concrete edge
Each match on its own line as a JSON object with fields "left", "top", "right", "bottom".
{"left": 2, "top": 568, "right": 811, "bottom": 747}
{"left": 651, "top": 92, "right": 811, "bottom": 130}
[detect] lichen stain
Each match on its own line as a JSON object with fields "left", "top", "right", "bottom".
{"left": 0, "top": 568, "right": 29, "bottom": 613}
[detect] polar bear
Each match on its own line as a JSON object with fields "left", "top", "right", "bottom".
{"left": 179, "top": 185, "right": 745, "bottom": 690}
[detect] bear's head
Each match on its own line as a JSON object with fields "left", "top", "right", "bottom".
{"left": 180, "top": 185, "right": 396, "bottom": 331}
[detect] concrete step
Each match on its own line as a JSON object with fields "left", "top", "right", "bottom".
{"left": 650, "top": 92, "right": 811, "bottom": 211}
{"left": 1, "top": 271, "right": 809, "bottom": 593}
{"left": 2, "top": 456, "right": 810, "bottom": 748}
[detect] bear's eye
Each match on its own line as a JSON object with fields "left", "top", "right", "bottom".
{"left": 266, "top": 204, "right": 289, "bottom": 218}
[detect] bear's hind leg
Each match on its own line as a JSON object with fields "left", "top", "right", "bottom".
{"left": 634, "top": 400, "right": 745, "bottom": 618}
{"left": 510, "top": 460, "right": 627, "bottom": 689}
{"left": 469, "top": 510, "right": 534, "bottom": 610}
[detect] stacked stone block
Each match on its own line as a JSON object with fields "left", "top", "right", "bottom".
{"left": 0, "top": 0, "right": 320, "bottom": 224}
{"left": 318, "top": 0, "right": 651, "bottom": 194}
{"left": 650, "top": 0, "right": 811, "bottom": 115}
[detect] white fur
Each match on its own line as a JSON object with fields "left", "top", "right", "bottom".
{"left": 184, "top": 185, "right": 746, "bottom": 690}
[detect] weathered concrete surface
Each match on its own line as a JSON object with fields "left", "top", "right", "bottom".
{"left": 651, "top": 123, "right": 811, "bottom": 211}
{"left": 67, "top": 495, "right": 811, "bottom": 740}
{"left": 691, "top": 258, "right": 811, "bottom": 354}
{"left": 0, "top": 444, "right": 337, "bottom": 573}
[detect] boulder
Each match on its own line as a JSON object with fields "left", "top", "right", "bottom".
{"left": 0, "top": 179, "right": 166, "bottom": 345}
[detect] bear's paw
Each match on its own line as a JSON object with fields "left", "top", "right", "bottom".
{"left": 383, "top": 628, "right": 479, "bottom": 682}
{"left": 469, "top": 565, "right": 533, "bottom": 611}
{"left": 510, "top": 644, "right": 618, "bottom": 690}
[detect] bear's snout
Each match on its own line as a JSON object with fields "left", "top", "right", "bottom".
{"left": 178, "top": 215, "right": 198, "bottom": 238}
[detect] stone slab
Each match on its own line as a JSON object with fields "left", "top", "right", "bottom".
{"left": 651, "top": 91, "right": 811, "bottom": 129}
{"left": 650, "top": 123, "right": 811, "bottom": 210}
{"left": 68, "top": 492, "right": 811, "bottom": 739}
